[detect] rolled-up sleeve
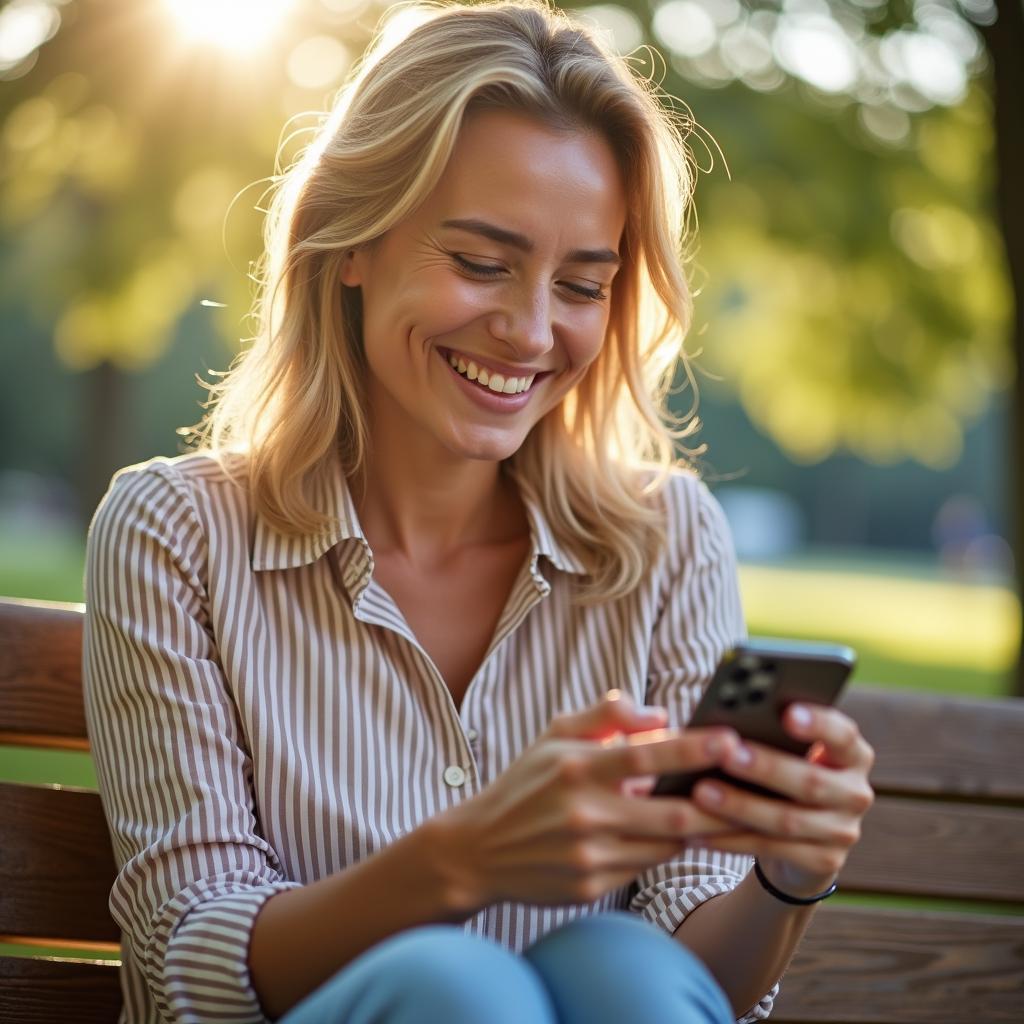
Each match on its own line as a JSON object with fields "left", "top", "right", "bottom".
{"left": 82, "top": 464, "right": 300, "bottom": 1022}
{"left": 629, "top": 474, "right": 777, "bottom": 1022}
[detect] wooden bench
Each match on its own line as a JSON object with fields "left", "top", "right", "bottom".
{"left": 2, "top": 595, "right": 1023, "bottom": 1022}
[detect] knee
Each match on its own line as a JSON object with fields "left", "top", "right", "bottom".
{"left": 371, "top": 925, "right": 556, "bottom": 1022}
{"left": 524, "top": 912, "right": 732, "bottom": 1024}
{"left": 526, "top": 910, "right": 671, "bottom": 967}
{"left": 527, "top": 910, "right": 706, "bottom": 977}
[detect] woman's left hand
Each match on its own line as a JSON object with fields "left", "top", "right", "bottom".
{"left": 690, "top": 702, "right": 876, "bottom": 899}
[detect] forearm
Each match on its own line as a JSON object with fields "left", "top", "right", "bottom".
{"left": 672, "top": 868, "right": 817, "bottom": 1018}
{"left": 249, "top": 818, "right": 483, "bottom": 1019}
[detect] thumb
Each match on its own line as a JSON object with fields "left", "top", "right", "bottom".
{"left": 548, "top": 689, "right": 668, "bottom": 742}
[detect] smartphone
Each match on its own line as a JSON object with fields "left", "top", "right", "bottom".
{"left": 650, "top": 637, "right": 856, "bottom": 799}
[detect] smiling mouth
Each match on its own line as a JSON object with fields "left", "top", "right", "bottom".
{"left": 440, "top": 348, "right": 549, "bottom": 395}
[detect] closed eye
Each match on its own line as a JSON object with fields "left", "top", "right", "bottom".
{"left": 452, "top": 253, "right": 504, "bottom": 277}
{"left": 450, "top": 253, "right": 608, "bottom": 302}
{"left": 564, "top": 282, "right": 607, "bottom": 301}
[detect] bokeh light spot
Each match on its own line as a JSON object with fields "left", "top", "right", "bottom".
{"left": 574, "top": 5, "right": 644, "bottom": 54}
{"left": 773, "top": 15, "right": 859, "bottom": 94}
{"left": 653, "top": 1, "right": 717, "bottom": 58}
{"left": 287, "top": 35, "right": 351, "bottom": 90}
{"left": 0, "top": 0, "right": 60, "bottom": 70}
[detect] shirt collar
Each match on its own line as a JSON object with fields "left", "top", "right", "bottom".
{"left": 251, "top": 461, "right": 366, "bottom": 572}
{"left": 251, "top": 459, "right": 587, "bottom": 577}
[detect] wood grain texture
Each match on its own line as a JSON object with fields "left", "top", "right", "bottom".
{"left": 840, "top": 686, "right": 1024, "bottom": 800}
{"left": 0, "top": 783, "right": 119, "bottom": 943}
{"left": 0, "top": 598, "right": 86, "bottom": 748}
{"left": 840, "top": 796, "right": 1024, "bottom": 902}
{"left": 772, "top": 905, "right": 1024, "bottom": 1023}
{"left": 0, "top": 957, "right": 121, "bottom": 1024}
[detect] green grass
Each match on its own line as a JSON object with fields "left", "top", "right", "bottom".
{"left": 0, "top": 522, "right": 85, "bottom": 604}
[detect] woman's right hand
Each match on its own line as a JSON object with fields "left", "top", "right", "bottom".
{"left": 430, "top": 690, "right": 743, "bottom": 910}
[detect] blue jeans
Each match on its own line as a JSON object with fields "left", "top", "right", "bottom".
{"left": 278, "top": 911, "right": 733, "bottom": 1023}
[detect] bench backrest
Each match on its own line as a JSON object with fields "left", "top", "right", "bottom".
{"left": 1, "top": 596, "right": 1023, "bottom": 1023}
{"left": 0, "top": 597, "right": 122, "bottom": 1022}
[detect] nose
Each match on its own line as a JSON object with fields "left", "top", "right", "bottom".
{"left": 488, "top": 282, "right": 554, "bottom": 359}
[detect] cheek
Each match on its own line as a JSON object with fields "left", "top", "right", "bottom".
{"left": 396, "top": 277, "right": 494, "bottom": 344}
{"left": 563, "top": 314, "right": 608, "bottom": 372}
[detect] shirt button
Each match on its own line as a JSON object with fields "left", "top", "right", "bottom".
{"left": 443, "top": 765, "right": 467, "bottom": 787}
{"left": 465, "top": 727, "right": 479, "bottom": 742}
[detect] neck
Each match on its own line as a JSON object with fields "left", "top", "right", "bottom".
{"left": 350, "top": 407, "right": 528, "bottom": 570}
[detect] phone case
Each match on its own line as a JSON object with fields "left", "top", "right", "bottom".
{"left": 650, "top": 637, "right": 856, "bottom": 799}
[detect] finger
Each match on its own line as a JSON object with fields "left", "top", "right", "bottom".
{"left": 691, "top": 778, "right": 863, "bottom": 848}
{"left": 599, "top": 791, "right": 741, "bottom": 841}
{"left": 700, "top": 832, "right": 847, "bottom": 881}
{"left": 784, "top": 703, "right": 875, "bottom": 771}
{"left": 579, "top": 834, "right": 737, "bottom": 873}
{"left": 547, "top": 690, "right": 668, "bottom": 742}
{"left": 586, "top": 727, "right": 739, "bottom": 788}
{"left": 717, "top": 739, "right": 874, "bottom": 813}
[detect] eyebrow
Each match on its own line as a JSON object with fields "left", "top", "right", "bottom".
{"left": 441, "top": 218, "right": 621, "bottom": 267}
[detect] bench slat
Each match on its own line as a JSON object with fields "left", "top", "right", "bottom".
{"left": 0, "top": 783, "right": 119, "bottom": 943}
{"left": 772, "top": 904, "right": 1024, "bottom": 1023}
{"left": 0, "top": 598, "right": 87, "bottom": 749}
{"left": 0, "top": 956, "right": 121, "bottom": 1024}
{"left": 840, "top": 687, "right": 1024, "bottom": 801}
{"left": 840, "top": 795, "right": 1024, "bottom": 903}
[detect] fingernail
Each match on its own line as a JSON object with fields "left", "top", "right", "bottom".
{"left": 790, "top": 704, "right": 812, "bottom": 728}
{"left": 731, "top": 744, "right": 752, "bottom": 766}
{"left": 705, "top": 735, "right": 724, "bottom": 756}
{"left": 699, "top": 782, "right": 723, "bottom": 805}
{"left": 638, "top": 705, "right": 668, "bottom": 721}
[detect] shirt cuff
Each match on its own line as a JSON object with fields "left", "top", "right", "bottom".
{"left": 158, "top": 881, "right": 303, "bottom": 1023}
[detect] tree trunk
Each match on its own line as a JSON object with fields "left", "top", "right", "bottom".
{"left": 981, "top": 1, "right": 1024, "bottom": 697}
{"left": 78, "top": 360, "right": 130, "bottom": 525}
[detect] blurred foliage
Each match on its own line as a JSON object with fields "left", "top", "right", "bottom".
{"left": 0, "top": 0, "right": 1013, "bottom": 471}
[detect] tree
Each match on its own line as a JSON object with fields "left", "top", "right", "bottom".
{"left": 1, "top": 0, "right": 1019, "bottom": 687}
{"left": 574, "top": 0, "right": 1021, "bottom": 690}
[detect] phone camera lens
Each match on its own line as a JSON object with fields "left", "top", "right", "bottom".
{"left": 719, "top": 682, "right": 742, "bottom": 704}
{"left": 731, "top": 666, "right": 750, "bottom": 683}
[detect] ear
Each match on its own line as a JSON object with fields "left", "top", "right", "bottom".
{"left": 339, "top": 248, "right": 363, "bottom": 288}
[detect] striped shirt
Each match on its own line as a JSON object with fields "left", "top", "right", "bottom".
{"left": 82, "top": 451, "right": 777, "bottom": 1023}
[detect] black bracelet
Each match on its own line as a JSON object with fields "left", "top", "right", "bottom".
{"left": 753, "top": 858, "right": 838, "bottom": 905}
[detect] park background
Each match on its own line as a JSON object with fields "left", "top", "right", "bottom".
{"left": 1, "top": 0, "right": 1022, "bottom": 971}
{"left": 1, "top": 0, "right": 1021, "bottom": 788}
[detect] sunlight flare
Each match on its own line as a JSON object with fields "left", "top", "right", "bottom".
{"left": 161, "top": 0, "right": 296, "bottom": 53}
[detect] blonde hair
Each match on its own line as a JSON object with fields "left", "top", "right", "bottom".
{"left": 184, "top": 0, "right": 706, "bottom": 606}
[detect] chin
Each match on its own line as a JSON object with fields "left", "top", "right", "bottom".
{"left": 447, "top": 431, "right": 527, "bottom": 464}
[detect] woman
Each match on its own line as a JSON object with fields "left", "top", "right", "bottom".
{"left": 82, "top": 2, "right": 875, "bottom": 1022}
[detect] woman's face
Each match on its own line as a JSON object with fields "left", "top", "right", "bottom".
{"left": 340, "top": 107, "right": 628, "bottom": 465}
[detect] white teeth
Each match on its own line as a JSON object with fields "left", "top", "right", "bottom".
{"left": 445, "top": 351, "right": 537, "bottom": 395}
